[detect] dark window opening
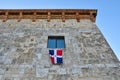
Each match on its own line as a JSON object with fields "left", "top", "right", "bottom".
{"left": 47, "top": 36, "right": 65, "bottom": 48}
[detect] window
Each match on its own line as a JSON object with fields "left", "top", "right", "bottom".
{"left": 47, "top": 36, "right": 65, "bottom": 48}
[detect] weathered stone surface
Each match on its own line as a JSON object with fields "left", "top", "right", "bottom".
{"left": 36, "top": 68, "right": 49, "bottom": 78}
{"left": 0, "top": 19, "right": 119, "bottom": 80}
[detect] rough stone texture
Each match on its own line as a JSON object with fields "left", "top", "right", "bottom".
{"left": 0, "top": 19, "right": 120, "bottom": 80}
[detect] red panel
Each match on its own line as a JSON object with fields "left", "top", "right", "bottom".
{"left": 50, "top": 57, "right": 55, "bottom": 64}
{"left": 57, "top": 50, "right": 62, "bottom": 56}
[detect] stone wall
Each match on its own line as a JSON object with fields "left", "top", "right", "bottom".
{"left": 0, "top": 19, "right": 120, "bottom": 80}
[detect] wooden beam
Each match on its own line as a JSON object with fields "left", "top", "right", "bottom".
{"left": 76, "top": 12, "right": 80, "bottom": 22}
{"left": 3, "top": 12, "right": 8, "bottom": 22}
{"left": 62, "top": 12, "right": 65, "bottom": 22}
{"left": 90, "top": 12, "right": 96, "bottom": 22}
{"left": 32, "top": 12, "right": 36, "bottom": 22}
{"left": 47, "top": 12, "right": 51, "bottom": 22}
{"left": 18, "top": 12, "right": 22, "bottom": 22}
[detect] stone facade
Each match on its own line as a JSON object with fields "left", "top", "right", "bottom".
{"left": 0, "top": 9, "right": 120, "bottom": 80}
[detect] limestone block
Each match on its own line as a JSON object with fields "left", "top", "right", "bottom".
{"left": 4, "top": 59, "right": 13, "bottom": 65}
{"left": 57, "top": 68, "right": 67, "bottom": 74}
{"left": 18, "top": 65, "right": 25, "bottom": 74}
{"left": 72, "top": 66, "right": 81, "bottom": 74}
{"left": 4, "top": 77, "right": 13, "bottom": 80}
{"left": 0, "top": 69, "right": 5, "bottom": 75}
{"left": 48, "top": 68, "right": 57, "bottom": 74}
{"left": 5, "top": 68, "right": 19, "bottom": 74}
{"left": 105, "top": 64, "right": 119, "bottom": 68}
{"left": 0, "top": 75, "right": 3, "bottom": 80}
{"left": 36, "top": 53, "right": 42, "bottom": 59}
{"left": 15, "top": 33, "right": 25, "bottom": 37}
{"left": 0, "top": 56, "right": 5, "bottom": 63}
{"left": 24, "top": 67, "right": 35, "bottom": 74}
{"left": 36, "top": 68, "right": 48, "bottom": 78}
{"left": 13, "top": 77, "right": 20, "bottom": 80}
{"left": 49, "top": 68, "right": 66, "bottom": 74}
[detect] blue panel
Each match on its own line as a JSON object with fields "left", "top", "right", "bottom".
{"left": 49, "top": 50, "right": 54, "bottom": 55}
{"left": 48, "top": 38, "right": 56, "bottom": 48}
{"left": 57, "top": 38, "right": 65, "bottom": 48}
{"left": 57, "top": 57, "right": 63, "bottom": 64}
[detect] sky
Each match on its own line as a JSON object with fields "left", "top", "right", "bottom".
{"left": 0, "top": 0, "right": 120, "bottom": 61}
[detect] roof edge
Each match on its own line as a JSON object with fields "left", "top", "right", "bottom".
{"left": 0, "top": 9, "right": 97, "bottom": 22}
